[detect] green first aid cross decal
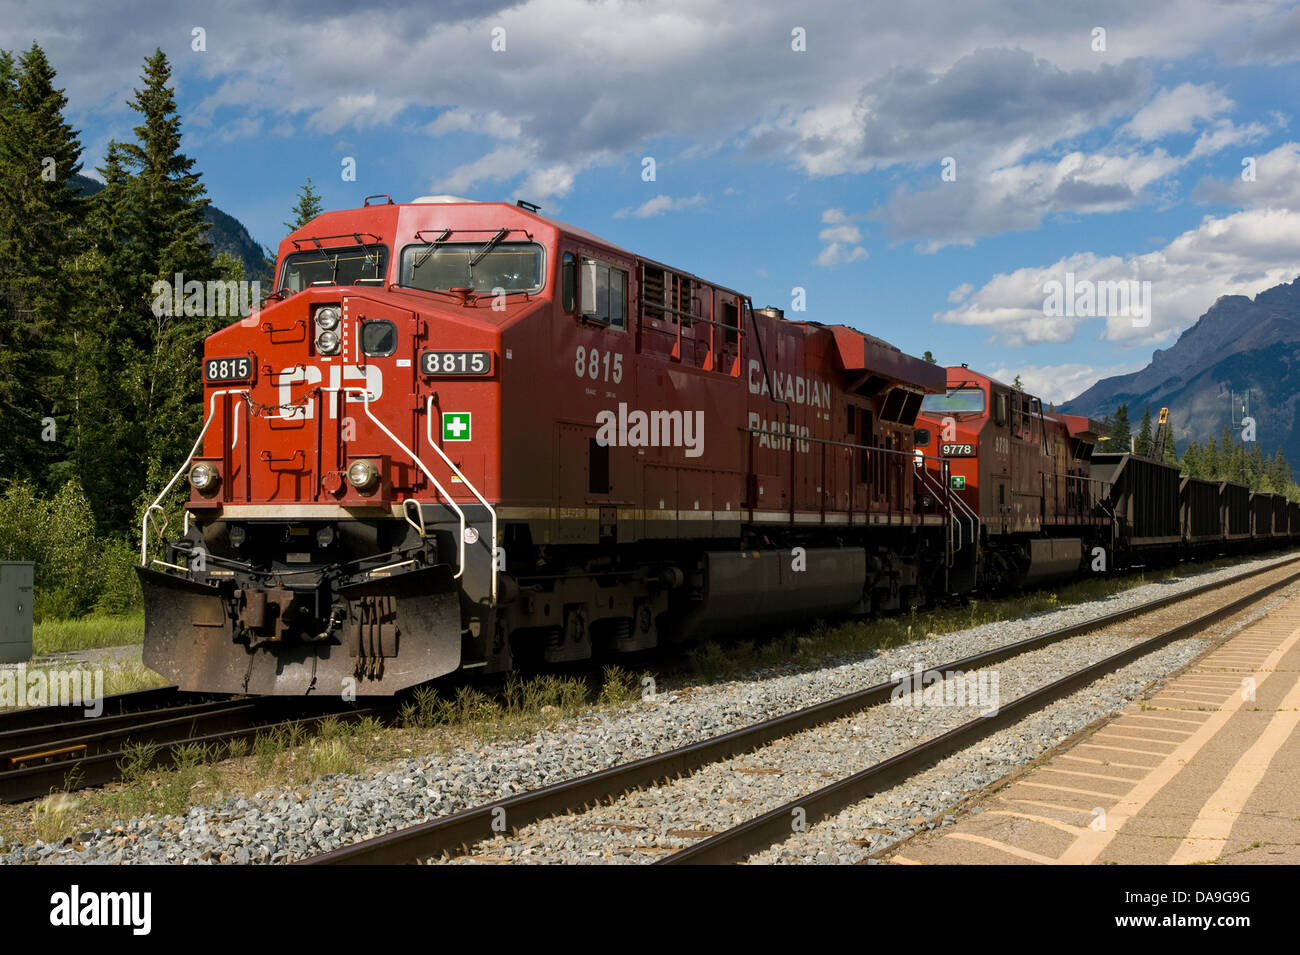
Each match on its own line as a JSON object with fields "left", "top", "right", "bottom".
{"left": 951, "top": 475, "right": 966, "bottom": 489}
{"left": 442, "top": 412, "right": 471, "bottom": 441}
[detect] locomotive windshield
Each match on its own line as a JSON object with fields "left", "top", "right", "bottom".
{"left": 278, "top": 244, "right": 388, "bottom": 292}
{"left": 921, "top": 388, "right": 985, "bottom": 413}
{"left": 401, "top": 241, "right": 543, "bottom": 294}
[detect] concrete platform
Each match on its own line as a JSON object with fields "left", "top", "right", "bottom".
{"left": 888, "top": 595, "right": 1300, "bottom": 865}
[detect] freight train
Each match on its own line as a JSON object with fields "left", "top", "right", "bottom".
{"left": 136, "top": 196, "right": 1300, "bottom": 696}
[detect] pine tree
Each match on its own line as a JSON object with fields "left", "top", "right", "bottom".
{"left": 1204, "top": 437, "right": 1220, "bottom": 481}
{"left": 1012, "top": 375, "right": 1023, "bottom": 391}
{"left": 1134, "top": 407, "right": 1152, "bottom": 458}
{"left": 1248, "top": 443, "right": 1266, "bottom": 490}
{"left": 1229, "top": 443, "right": 1248, "bottom": 486}
{"left": 0, "top": 44, "right": 84, "bottom": 489}
{"left": 1181, "top": 440, "right": 1202, "bottom": 478}
{"left": 1109, "top": 403, "right": 1132, "bottom": 452}
{"left": 1270, "top": 448, "right": 1291, "bottom": 490}
{"left": 116, "top": 48, "right": 219, "bottom": 498}
{"left": 284, "top": 176, "right": 322, "bottom": 231}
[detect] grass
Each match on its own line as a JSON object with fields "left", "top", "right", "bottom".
{"left": 33, "top": 612, "right": 143, "bottom": 655}
{"left": 31, "top": 793, "right": 81, "bottom": 844}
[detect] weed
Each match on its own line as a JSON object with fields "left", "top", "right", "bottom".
{"left": 32, "top": 793, "right": 80, "bottom": 844}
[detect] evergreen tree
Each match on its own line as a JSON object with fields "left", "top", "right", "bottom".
{"left": 1228, "top": 442, "right": 1248, "bottom": 486}
{"left": 1109, "top": 403, "right": 1132, "bottom": 452}
{"left": 1248, "top": 443, "right": 1266, "bottom": 490}
{"left": 1134, "top": 407, "right": 1152, "bottom": 458}
{"left": 117, "top": 48, "right": 219, "bottom": 500}
{"left": 1181, "top": 440, "right": 1202, "bottom": 478}
{"left": 0, "top": 44, "right": 83, "bottom": 489}
{"left": 1012, "top": 375, "right": 1023, "bottom": 391}
{"left": 1204, "top": 437, "right": 1220, "bottom": 481}
{"left": 284, "top": 176, "right": 322, "bottom": 231}
{"left": 1270, "top": 448, "right": 1291, "bottom": 490}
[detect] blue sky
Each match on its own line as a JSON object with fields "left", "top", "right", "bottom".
{"left": 5, "top": 0, "right": 1300, "bottom": 403}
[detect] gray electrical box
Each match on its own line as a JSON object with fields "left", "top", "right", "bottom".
{"left": 0, "top": 562, "right": 34, "bottom": 664}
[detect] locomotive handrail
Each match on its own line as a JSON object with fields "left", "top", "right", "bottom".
{"left": 424, "top": 396, "right": 499, "bottom": 605}
{"left": 141, "top": 388, "right": 246, "bottom": 567}
{"left": 913, "top": 452, "right": 980, "bottom": 568}
{"left": 331, "top": 387, "right": 471, "bottom": 585}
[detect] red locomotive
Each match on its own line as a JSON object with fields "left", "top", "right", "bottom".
{"left": 138, "top": 196, "right": 952, "bottom": 696}
{"left": 138, "top": 197, "right": 1300, "bottom": 697}
{"left": 914, "top": 367, "right": 1108, "bottom": 590}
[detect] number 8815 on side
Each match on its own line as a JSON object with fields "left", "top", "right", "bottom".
{"left": 204, "top": 356, "right": 253, "bottom": 382}
{"left": 420, "top": 351, "right": 492, "bottom": 376}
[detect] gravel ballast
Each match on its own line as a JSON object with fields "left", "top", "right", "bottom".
{"left": 2, "top": 552, "right": 1296, "bottom": 865}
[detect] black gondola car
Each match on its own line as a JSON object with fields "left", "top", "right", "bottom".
{"left": 1249, "top": 491, "right": 1276, "bottom": 537}
{"left": 1180, "top": 476, "right": 1223, "bottom": 544}
{"left": 1091, "top": 453, "right": 1182, "bottom": 556}
{"left": 1221, "top": 482, "right": 1251, "bottom": 541}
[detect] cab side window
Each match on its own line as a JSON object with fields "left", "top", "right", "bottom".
{"left": 561, "top": 253, "right": 577, "bottom": 313}
{"left": 581, "top": 257, "right": 627, "bottom": 329}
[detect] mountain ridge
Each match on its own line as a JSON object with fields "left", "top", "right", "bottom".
{"left": 1061, "top": 275, "right": 1300, "bottom": 460}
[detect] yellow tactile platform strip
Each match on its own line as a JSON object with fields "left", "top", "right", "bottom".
{"left": 886, "top": 596, "right": 1300, "bottom": 865}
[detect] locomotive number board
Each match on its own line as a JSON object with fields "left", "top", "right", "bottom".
{"left": 419, "top": 350, "right": 493, "bottom": 376}
{"left": 940, "top": 443, "right": 976, "bottom": 456}
{"left": 204, "top": 356, "right": 254, "bottom": 382}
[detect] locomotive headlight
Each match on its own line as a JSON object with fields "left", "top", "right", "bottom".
{"left": 315, "top": 306, "right": 340, "bottom": 331}
{"left": 189, "top": 463, "right": 219, "bottom": 493}
{"left": 346, "top": 459, "right": 379, "bottom": 491}
{"left": 316, "top": 329, "right": 341, "bottom": 355}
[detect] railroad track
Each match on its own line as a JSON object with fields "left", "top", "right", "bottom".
{"left": 299, "top": 554, "right": 1300, "bottom": 865}
{"left": 0, "top": 689, "right": 381, "bottom": 803}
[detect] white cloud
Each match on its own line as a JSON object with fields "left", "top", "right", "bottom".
{"left": 5, "top": 0, "right": 1281, "bottom": 203}
{"left": 816, "top": 243, "right": 870, "bottom": 267}
{"left": 307, "top": 92, "right": 402, "bottom": 134}
{"left": 1120, "top": 83, "right": 1233, "bottom": 140}
{"left": 612, "top": 193, "right": 705, "bottom": 218}
{"left": 947, "top": 283, "right": 973, "bottom": 303}
{"left": 815, "top": 212, "right": 869, "bottom": 266}
{"left": 936, "top": 207, "right": 1300, "bottom": 347}
{"left": 879, "top": 148, "right": 1184, "bottom": 250}
{"left": 426, "top": 108, "right": 523, "bottom": 140}
{"left": 990, "top": 363, "right": 1142, "bottom": 405}
{"left": 1194, "top": 141, "right": 1300, "bottom": 209}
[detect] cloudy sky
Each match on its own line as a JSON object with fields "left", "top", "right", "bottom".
{"left": 5, "top": 0, "right": 1300, "bottom": 402}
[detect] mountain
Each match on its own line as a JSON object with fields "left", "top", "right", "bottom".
{"left": 1061, "top": 276, "right": 1300, "bottom": 461}
{"left": 70, "top": 173, "right": 270, "bottom": 281}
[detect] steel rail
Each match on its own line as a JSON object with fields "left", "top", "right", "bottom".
{"left": 299, "top": 554, "right": 1300, "bottom": 865}
{"left": 658, "top": 562, "right": 1300, "bottom": 864}
{"left": 0, "top": 697, "right": 382, "bottom": 803}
